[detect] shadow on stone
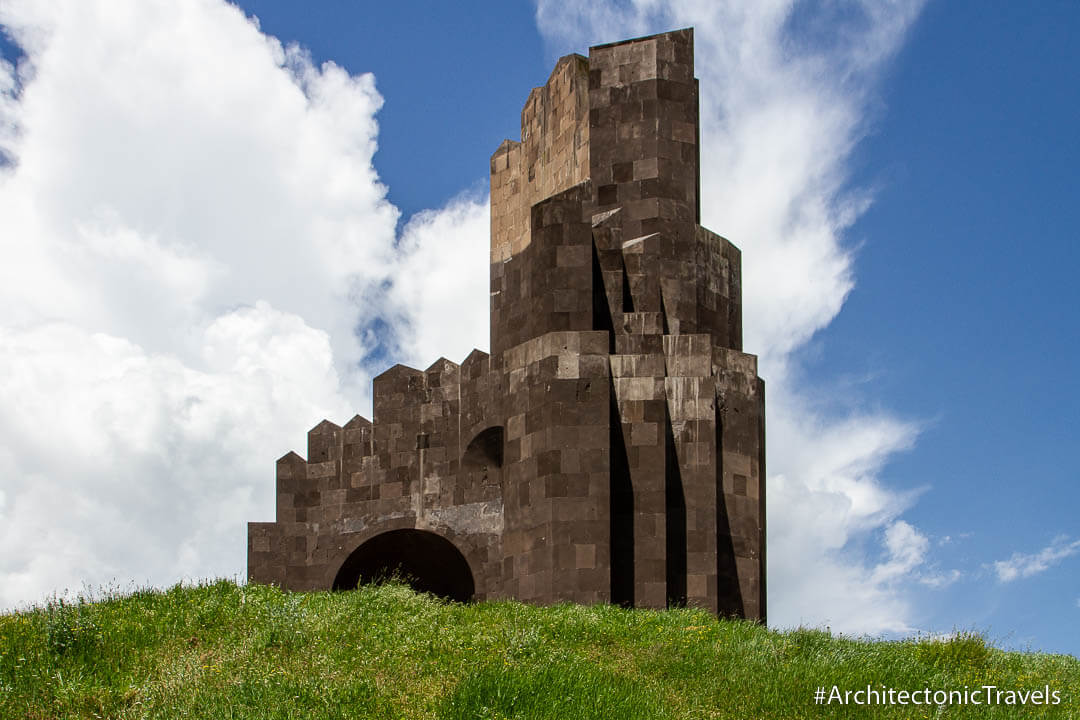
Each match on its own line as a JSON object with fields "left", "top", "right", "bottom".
{"left": 665, "top": 406, "right": 687, "bottom": 608}
{"left": 609, "top": 376, "right": 635, "bottom": 608}
{"left": 715, "top": 403, "right": 743, "bottom": 616}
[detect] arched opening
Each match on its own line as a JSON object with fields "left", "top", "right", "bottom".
{"left": 462, "top": 426, "right": 504, "bottom": 469}
{"left": 332, "top": 529, "right": 475, "bottom": 602}
{"left": 458, "top": 426, "right": 505, "bottom": 504}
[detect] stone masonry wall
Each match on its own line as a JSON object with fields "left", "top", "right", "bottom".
{"left": 490, "top": 55, "right": 590, "bottom": 264}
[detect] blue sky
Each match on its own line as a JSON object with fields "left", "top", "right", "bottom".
{"left": 814, "top": 1, "right": 1080, "bottom": 652}
{"left": 1, "top": 1, "right": 1077, "bottom": 657}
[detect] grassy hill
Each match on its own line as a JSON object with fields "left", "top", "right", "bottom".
{"left": 1, "top": 580, "right": 1076, "bottom": 719}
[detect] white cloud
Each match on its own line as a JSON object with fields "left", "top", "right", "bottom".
{"left": 536, "top": 0, "right": 929, "bottom": 635}
{"left": 0, "top": 0, "right": 460, "bottom": 608}
{"left": 386, "top": 192, "right": 491, "bottom": 369}
{"left": 918, "top": 569, "right": 961, "bottom": 589}
{"left": 0, "top": 0, "right": 398, "bottom": 378}
{"left": 874, "top": 521, "right": 929, "bottom": 584}
{"left": 992, "top": 536, "right": 1080, "bottom": 583}
{"left": 0, "top": 313, "right": 353, "bottom": 603}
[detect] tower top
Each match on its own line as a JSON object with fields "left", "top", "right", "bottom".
{"left": 490, "top": 28, "right": 698, "bottom": 263}
{"left": 488, "top": 28, "right": 735, "bottom": 358}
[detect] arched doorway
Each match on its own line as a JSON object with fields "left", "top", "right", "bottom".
{"left": 331, "top": 529, "right": 475, "bottom": 602}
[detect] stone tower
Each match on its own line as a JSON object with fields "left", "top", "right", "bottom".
{"left": 248, "top": 28, "right": 766, "bottom": 619}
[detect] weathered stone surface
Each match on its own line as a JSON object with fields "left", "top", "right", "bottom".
{"left": 248, "top": 27, "right": 766, "bottom": 621}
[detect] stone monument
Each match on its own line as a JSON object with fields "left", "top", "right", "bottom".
{"left": 248, "top": 28, "right": 766, "bottom": 619}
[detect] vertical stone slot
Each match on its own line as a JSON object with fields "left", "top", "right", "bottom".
{"left": 694, "top": 78, "right": 701, "bottom": 225}
{"left": 591, "top": 241, "right": 616, "bottom": 353}
{"left": 609, "top": 378, "right": 635, "bottom": 607}
{"left": 664, "top": 405, "right": 687, "bottom": 608}
{"left": 660, "top": 292, "right": 671, "bottom": 336}
{"left": 757, "top": 378, "right": 767, "bottom": 624}
{"left": 714, "top": 402, "right": 743, "bottom": 616}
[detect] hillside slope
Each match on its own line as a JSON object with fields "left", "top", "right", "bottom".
{"left": 1, "top": 581, "right": 1076, "bottom": 719}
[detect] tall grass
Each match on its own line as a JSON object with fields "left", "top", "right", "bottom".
{"left": 1, "top": 580, "right": 1076, "bottom": 718}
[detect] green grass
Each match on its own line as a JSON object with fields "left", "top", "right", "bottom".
{"left": 1, "top": 580, "right": 1076, "bottom": 719}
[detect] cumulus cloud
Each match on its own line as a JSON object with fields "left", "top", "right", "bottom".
{"left": 536, "top": 0, "right": 929, "bottom": 634}
{"left": 0, "top": 0, "right": 400, "bottom": 377}
{"left": 992, "top": 537, "right": 1080, "bottom": 583}
{"left": 0, "top": 312, "right": 353, "bottom": 603}
{"left": 0, "top": 0, "right": 487, "bottom": 608}
{"left": 386, "top": 192, "right": 491, "bottom": 369}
